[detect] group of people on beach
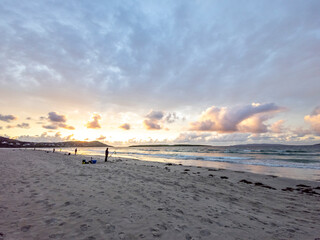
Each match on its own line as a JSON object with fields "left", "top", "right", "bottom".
{"left": 52, "top": 147, "right": 110, "bottom": 162}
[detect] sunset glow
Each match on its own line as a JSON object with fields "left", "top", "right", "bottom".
{"left": 1, "top": 1, "right": 320, "bottom": 146}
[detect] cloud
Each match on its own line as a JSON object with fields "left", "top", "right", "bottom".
{"left": 58, "top": 123, "right": 75, "bottom": 130}
{"left": 143, "top": 119, "right": 161, "bottom": 130}
{"left": 165, "top": 112, "right": 179, "bottom": 123}
{"left": 42, "top": 112, "right": 75, "bottom": 130}
{"left": 96, "top": 135, "right": 106, "bottom": 140}
{"left": 146, "top": 111, "right": 164, "bottom": 120}
{"left": 175, "top": 132, "right": 251, "bottom": 144}
{"left": 143, "top": 110, "right": 164, "bottom": 130}
{"left": 304, "top": 106, "right": 320, "bottom": 134}
{"left": 292, "top": 127, "right": 312, "bottom": 137}
{"left": 1, "top": 0, "right": 319, "bottom": 114}
{"left": 143, "top": 110, "right": 183, "bottom": 130}
{"left": 64, "top": 134, "right": 75, "bottom": 141}
{"left": 16, "top": 123, "right": 30, "bottom": 129}
{"left": 0, "top": 126, "right": 2, "bottom": 130}
{"left": 6, "top": 123, "right": 30, "bottom": 129}
{"left": 16, "top": 132, "right": 64, "bottom": 142}
{"left": 119, "top": 123, "right": 130, "bottom": 130}
{"left": 190, "top": 103, "right": 284, "bottom": 133}
{"left": 86, "top": 114, "right": 102, "bottom": 129}
{"left": 48, "top": 112, "right": 67, "bottom": 122}
{"left": 270, "top": 120, "right": 285, "bottom": 133}
{"left": 0, "top": 114, "right": 17, "bottom": 122}
{"left": 42, "top": 124, "right": 58, "bottom": 130}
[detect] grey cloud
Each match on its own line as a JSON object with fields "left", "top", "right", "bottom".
{"left": 143, "top": 119, "right": 161, "bottom": 130}
{"left": 17, "top": 133, "right": 64, "bottom": 142}
{"left": 41, "top": 112, "right": 75, "bottom": 130}
{"left": 119, "top": 123, "right": 130, "bottom": 130}
{"left": 1, "top": 1, "right": 319, "bottom": 113}
{"left": 17, "top": 123, "right": 30, "bottom": 129}
{"left": 165, "top": 112, "right": 179, "bottom": 123}
{"left": 5, "top": 123, "right": 30, "bottom": 129}
{"left": 146, "top": 111, "right": 164, "bottom": 120}
{"left": 0, "top": 114, "right": 17, "bottom": 122}
{"left": 42, "top": 124, "right": 58, "bottom": 130}
{"left": 48, "top": 112, "right": 67, "bottom": 122}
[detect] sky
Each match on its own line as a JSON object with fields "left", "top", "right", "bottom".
{"left": 0, "top": 0, "right": 320, "bottom": 146}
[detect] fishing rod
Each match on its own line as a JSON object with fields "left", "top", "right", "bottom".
{"left": 109, "top": 151, "right": 116, "bottom": 157}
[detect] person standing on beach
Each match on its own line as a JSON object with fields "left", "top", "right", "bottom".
{"left": 105, "top": 148, "right": 109, "bottom": 162}
{"left": 75, "top": 148, "right": 77, "bottom": 155}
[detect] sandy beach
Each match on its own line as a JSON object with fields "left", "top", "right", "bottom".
{"left": 0, "top": 149, "right": 319, "bottom": 240}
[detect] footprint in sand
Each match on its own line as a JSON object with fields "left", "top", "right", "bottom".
{"left": 104, "top": 224, "right": 115, "bottom": 233}
{"left": 49, "top": 233, "right": 65, "bottom": 239}
{"left": 21, "top": 225, "right": 32, "bottom": 232}
{"left": 80, "top": 224, "right": 89, "bottom": 231}
{"left": 199, "top": 229, "right": 211, "bottom": 237}
{"left": 45, "top": 218, "right": 57, "bottom": 225}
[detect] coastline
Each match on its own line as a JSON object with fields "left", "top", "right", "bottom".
{"left": 0, "top": 148, "right": 319, "bottom": 239}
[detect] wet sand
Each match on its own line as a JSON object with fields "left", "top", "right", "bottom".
{"left": 0, "top": 149, "right": 319, "bottom": 240}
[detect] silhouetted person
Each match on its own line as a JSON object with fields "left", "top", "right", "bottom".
{"left": 75, "top": 148, "right": 77, "bottom": 155}
{"left": 53, "top": 148, "right": 55, "bottom": 153}
{"left": 105, "top": 148, "right": 109, "bottom": 162}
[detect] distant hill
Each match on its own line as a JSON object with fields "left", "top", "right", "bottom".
{"left": 129, "top": 143, "right": 320, "bottom": 148}
{"left": 231, "top": 143, "right": 320, "bottom": 148}
{"left": 0, "top": 136, "right": 110, "bottom": 148}
{"left": 129, "top": 144, "right": 212, "bottom": 147}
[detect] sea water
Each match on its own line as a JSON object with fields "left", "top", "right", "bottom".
{"left": 45, "top": 145, "right": 320, "bottom": 181}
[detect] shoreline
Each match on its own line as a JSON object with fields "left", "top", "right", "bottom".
{"left": 1, "top": 148, "right": 320, "bottom": 239}
{"left": 26, "top": 147, "right": 320, "bottom": 181}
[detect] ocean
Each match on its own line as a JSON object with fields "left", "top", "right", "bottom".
{"left": 44, "top": 145, "right": 320, "bottom": 181}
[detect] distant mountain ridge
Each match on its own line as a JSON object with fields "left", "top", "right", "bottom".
{"left": 0, "top": 136, "right": 110, "bottom": 148}
{"left": 129, "top": 143, "right": 320, "bottom": 148}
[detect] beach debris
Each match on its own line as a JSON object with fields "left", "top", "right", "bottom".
{"left": 239, "top": 179, "right": 253, "bottom": 184}
{"left": 254, "top": 182, "right": 276, "bottom": 190}
{"left": 184, "top": 169, "right": 190, "bottom": 172}
{"left": 296, "top": 184, "right": 310, "bottom": 188}
{"left": 220, "top": 176, "right": 228, "bottom": 179}
{"left": 165, "top": 163, "right": 173, "bottom": 166}
{"left": 282, "top": 187, "right": 294, "bottom": 192}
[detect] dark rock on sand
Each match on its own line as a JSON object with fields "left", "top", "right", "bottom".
{"left": 239, "top": 179, "right": 253, "bottom": 184}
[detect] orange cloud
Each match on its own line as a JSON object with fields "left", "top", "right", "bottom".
{"left": 143, "top": 119, "right": 161, "bottom": 130}
{"left": 304, "top": 106, "right": 320, "bottom": 134}
{"left": 190, "top": 103, "right": 284, "bottom": 133}
{"left": 96, "top": 135, "right": 106, "bottom": 140}
{"left": 119, "top": 123, "right": 130, "bottom": 130}
{"left": 270, "top": 120, "right": 285, "bottom": 133}
{"left": 86, "top": 114, "right": 102, "bottom": 129}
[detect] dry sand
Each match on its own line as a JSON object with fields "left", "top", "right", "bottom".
{"left": 0, "top": 149, "right": 319, "bottom": 240}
